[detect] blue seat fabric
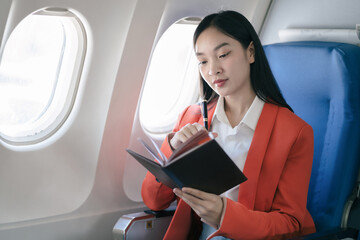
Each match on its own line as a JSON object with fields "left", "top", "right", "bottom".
{"left": 263, "top": 41, "right": 360, "bottom": 231}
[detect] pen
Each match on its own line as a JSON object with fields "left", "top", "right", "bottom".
{"left": 201, "top": 99, "right": 208, "bottom": 130}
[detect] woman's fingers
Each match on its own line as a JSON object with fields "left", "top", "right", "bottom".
{"left": 193, "top": 122, "right": 206, "bottom": 131}
{"left": 181, "top": 124, "right": 197, "bottom": 138}
{"left": 182, "top": 187, "right": 209, "bottom": 199}
{"left": 173, "top": 187, "right": 224, "bottom": 226}
{"left": 170, "top": 123, "right": 206, "bottom": 149}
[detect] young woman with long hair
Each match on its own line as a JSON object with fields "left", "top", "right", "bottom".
{"left": 142, "top": 10, "right": 315, "bottom": 239}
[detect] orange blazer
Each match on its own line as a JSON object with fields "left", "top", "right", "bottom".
{"left": 141, "top": 102, "right": 316, "bottom": 240}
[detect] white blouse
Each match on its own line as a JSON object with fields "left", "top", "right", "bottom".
{"left": 210, "top": 96, "right": 264, "bottom": 201}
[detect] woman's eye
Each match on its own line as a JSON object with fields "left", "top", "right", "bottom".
{"left": 219, "top": 52, "right": 230, "bottom": 58}
{"left": 198, "top": 60, "right": 207, "bottom": 65}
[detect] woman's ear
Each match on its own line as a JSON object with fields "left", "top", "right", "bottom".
{"left": 247, "top": 41, "right": 255, "bottom": 63}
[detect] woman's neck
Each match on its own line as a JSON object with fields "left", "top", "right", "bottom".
{"left": 224, "top": 91, "right": 256, "bottom": 128}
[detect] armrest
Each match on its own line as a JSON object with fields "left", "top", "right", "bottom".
{"left": 290, "top": 228, "right": 358, "bottom": 240}
{"left": 144, "top": 209, "right": 176, "bottom": 218}
{"left": 113, "top": 207, "right": 175, "bottom": 240}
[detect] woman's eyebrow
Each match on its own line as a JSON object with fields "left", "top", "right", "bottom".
{"left": 196, "top": 42, "right": 230, "bottom": 56}
{"left": 214, "top": 42, "right": 229, "bottom": 51}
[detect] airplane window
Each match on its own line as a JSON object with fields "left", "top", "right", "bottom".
{"left": 139, "top": 19, "right": 200, "bottom": 136}
{"left": 0, "top": 9, "right": 86, "bottom": 145}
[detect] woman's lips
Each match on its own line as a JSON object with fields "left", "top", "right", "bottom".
{"left": 213, "top": 79, "right": 227, "bottom": 87}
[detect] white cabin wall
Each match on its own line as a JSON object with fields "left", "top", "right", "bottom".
{"left": 0, "top": 0, "right": 181, "bottom": 239}
{"left": 0, "top": 0, "right": 139, "bottom": 239}
{"left": 260, "top": 0, "right": 360, "bottom": 45}
{"left": 0, "top": 0, "right": 136, "bottom": 223}
{"left": 76, "top": 0, "right": 168, "bottom": 214}
{"left": 156, "top": 0, "right": 272, "bottom": 47}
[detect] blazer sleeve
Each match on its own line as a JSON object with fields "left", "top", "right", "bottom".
{"left": 141, "top": 106, "right": 191, "bottom": 211}
{"left": 210, "top": 124, "right": 314, "bottom": 240}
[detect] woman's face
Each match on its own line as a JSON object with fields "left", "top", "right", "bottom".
{"left": 195, "top": 27, "right": 254, "bottom": 98}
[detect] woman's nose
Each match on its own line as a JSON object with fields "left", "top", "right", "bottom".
{"left": 208, "top": 61, "right": 222, "bottom": 76}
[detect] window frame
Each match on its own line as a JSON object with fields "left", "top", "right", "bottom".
{"left": 138, "top": 17, "right": 201, "bottom": 138}
{"left": 0, "top": 7, "right": 87, "bottom": 146}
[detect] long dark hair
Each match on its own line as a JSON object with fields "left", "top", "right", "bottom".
{"left": 193, "top": 10, "right": 293, "bottom": 112}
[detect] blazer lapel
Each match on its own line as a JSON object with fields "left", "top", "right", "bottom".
{"left": 238, "top": 103, "right": 279, "bottom": 209}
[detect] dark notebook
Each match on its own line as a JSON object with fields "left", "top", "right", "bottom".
{"left": 126, "top": 130, "right": 247, "bottom": 195}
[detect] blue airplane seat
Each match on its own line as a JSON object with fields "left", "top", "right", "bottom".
{"left": 264, "top": 41, "right": 360, "bottom": 233}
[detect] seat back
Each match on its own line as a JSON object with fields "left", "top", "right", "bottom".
{"left": 264, "top": 41, "right": 360, "bottom": 231}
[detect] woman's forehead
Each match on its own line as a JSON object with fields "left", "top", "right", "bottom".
{"left": 195, "top": 27, "right": 238, "bottom": 54}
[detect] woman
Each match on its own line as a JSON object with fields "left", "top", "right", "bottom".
{"left": 141, "top": 10, "right": 315, "bottom": 240}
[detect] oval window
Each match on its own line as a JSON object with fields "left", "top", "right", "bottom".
{"left": 139, "top": 18, "right": 201, "bottom": 135}
{"left": 0, "top": 8, "right": 86, "bottom": 145}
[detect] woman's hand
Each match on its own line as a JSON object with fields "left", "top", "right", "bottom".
{"left": 173, "top": 187, "right": 225, "bottom": 229}
{"left": 169, "top": 123, "right": 205, "bottom": 150}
